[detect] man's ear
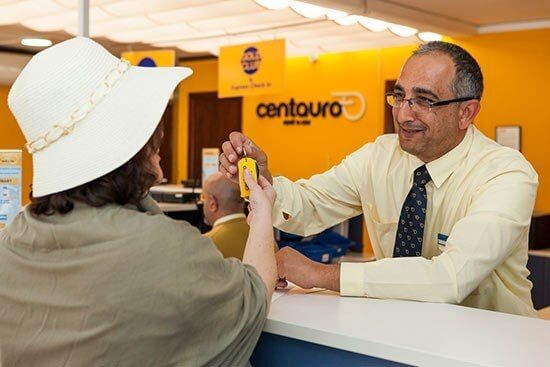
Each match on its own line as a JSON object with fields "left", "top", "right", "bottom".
{"left": 458, "top": 99, "right": 480, "bottom": 130}
{"left": 209, "top": 195, "right": 218, "bottom": 212}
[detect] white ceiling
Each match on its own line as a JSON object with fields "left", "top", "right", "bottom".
{"left": 0, "top": 0, "right": 548, "bottom": 85}
{"left": 379, "top": 0, "right": 550, "bottom": 25}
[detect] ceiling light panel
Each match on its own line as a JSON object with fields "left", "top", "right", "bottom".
{"left": 0, "top": 0, "right": 66, "bottom": 25}
{"left": 160, "top": 36, "right": 231, "bottom": 53}
{"left": 197, "top": 8, "right": 304, "bottom": 34}
{"left": 98, "top": 0, "right": 216, "bottom": 17}
{"left": 418, "top": 32, "right": 443, "bottom": 42}
{"left": 65, "top": 16, "right": 156, "bottom": 37}
{"left": 324, "top": 8, "right": 347, "bottom": 20}
{"left": 52, "top": 0, "right": 117, "bottom": 8}
{"left": 22, "top": 7, "right": 114, "bottom": 32}
{"left": 388, "top": 23, "right": 418, "bottom": 37}
{"left": 293, "top": 29, "right": 389, "bottom": 47}
{"left": 289, "top": 1, "right": 326, "bottom": 19}
{"left": 358, "top": 17, "right": 388, "bottom": 32}
{"left": 320, "top": 36, "right": 417, "bottom": 53}
{"left": 159, "top": 34, "right": 264, "bottom": 53}
{"left": 148, "top": 0, "right": 259, "bottom": 25}
{"left": 254, "top": 0, "right": 291, "bottom": 10}
{"left": 108, "top": 23, "right": 211, "bottom": 43}
{"left": 285, "top": 40, "right": 322, "bottom": 57}
{"left": 334, "top": 15, "right": 361, "bottom": 26}
{"left": 225, "top": 15, "right": 310, "bottom": 34}
{"left": 274, "top": 22, "right": 363, "bottom": 40}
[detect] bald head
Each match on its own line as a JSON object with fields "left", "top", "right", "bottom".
{"left": 202, "top": 172, "right": 244, "bottom": 225}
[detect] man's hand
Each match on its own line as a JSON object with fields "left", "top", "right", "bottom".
{"left": 219, "top": 132, "right": 272, "bottom": 184}
{"left": 276, "top": 247, "right": 340, "bottom": 292}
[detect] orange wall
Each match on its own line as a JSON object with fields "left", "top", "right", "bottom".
{"left": 453, "top": 30, "right": 550, "bottom": 213}
{"left": 177, "top": 29, "right": 550, "bottom": 214}
{"left": 1, "top": 29, "right": 548, "bottom": 214}
{"left": 0, "top": 86, "right": 32, "bottom": 204}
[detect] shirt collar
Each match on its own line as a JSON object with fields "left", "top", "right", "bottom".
{"left": 407, "top": 125, "right": 475, "bottom": 189}
{"left": 212, "top": 213, "right": 246, "bottom": 228}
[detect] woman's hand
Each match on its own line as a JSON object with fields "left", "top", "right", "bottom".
{"left": 243, "top": 169, "right": 276, "bottom": 228}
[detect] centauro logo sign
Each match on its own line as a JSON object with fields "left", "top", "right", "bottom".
{"left": 256, "top": 91, "right": 366, "bottom": 125}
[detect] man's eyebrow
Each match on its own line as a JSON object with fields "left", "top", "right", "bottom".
{"left": 393, "top": 84, "right": 404, "bottom": 92}
{"left": 412, "top": 87, "right": 439, "bottom": 100}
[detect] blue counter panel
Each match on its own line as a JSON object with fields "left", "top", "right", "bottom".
{"left": 251, "top": 332, "right": 410, "bottom": 367}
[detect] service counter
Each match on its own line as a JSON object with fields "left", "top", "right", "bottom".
{"left": 252, "top": 287, "right": 550, "bottom": 367}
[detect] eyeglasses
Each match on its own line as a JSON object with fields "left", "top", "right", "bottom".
{"left": 386, "top": 93, "right": 478, "bottom": 114}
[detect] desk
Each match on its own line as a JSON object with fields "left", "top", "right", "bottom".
{"left": 251, "top": 287, "right": 550, "bottom": 367}
{"left": 157, "top": 202, "right": 198, "bottom": 212}
{"left": 528, "top": 249, "right": 550, "bottom": 309}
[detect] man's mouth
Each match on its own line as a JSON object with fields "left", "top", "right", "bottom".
{"left": 400, "top": 126, "right": 425, "bottom": 138}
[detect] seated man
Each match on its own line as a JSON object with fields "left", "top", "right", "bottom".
{"left": 203, "top": 172, "right": 249, "bottom": 259}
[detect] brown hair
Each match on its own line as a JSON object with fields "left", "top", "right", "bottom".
{"left": 29, "top": 123, "right": 164, "bottom": 216}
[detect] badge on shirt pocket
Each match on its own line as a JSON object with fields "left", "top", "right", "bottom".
{"left": 437, "top": 233, "right": 448, "bottom": 246}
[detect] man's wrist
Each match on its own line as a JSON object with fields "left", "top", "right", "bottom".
{"left": 315, "top": 263, "right": 341, "bottom": 292}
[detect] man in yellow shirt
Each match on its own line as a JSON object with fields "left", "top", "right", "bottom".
{"left": 202, "top": 172, "right": 249, "bottom": 259}
{"left": 219, "top": 41, "right": 539, "bottom": 317}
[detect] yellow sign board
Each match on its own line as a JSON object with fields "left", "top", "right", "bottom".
{"left": 218, "top": 39, "right": 285, "bottom": 98}
{"left": 121, "top": 49, "right": 176, "bottom": 67}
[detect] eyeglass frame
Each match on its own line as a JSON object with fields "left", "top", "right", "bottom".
{"left": 385, "top": 92, "right": 479, "bottom": 112}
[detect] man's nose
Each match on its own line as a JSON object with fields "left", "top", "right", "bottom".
{"left": 396, "top": 99, "right": 415, "bottom": 123}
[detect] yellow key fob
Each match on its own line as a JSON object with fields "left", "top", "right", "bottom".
{"left": 238, "top": 156, "right": 259, "bottom": 200}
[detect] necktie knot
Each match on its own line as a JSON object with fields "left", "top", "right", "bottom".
{"left": 413, "top": 165, "right": 431, "bottom": 187}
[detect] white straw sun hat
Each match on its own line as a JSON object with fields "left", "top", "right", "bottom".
{"left": 8, "top": 37, "right": 192, "bottom": 197}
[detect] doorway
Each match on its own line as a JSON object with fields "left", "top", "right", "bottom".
{"left": 384, "top": 79, "right": 396, "bottom": 134}
{"left": 188, "top": 92, "right": 242, "bottom": 183}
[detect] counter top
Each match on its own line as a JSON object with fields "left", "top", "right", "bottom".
{"left": 267, "top": 287, "right": 550, "bottom": 366}
{"left": 157, "top": 202, "right": 198, "bottom": 212}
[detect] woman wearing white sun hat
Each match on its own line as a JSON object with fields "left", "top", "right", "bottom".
{"left": 0, "top": 37, "right": 277, "bottom": 366}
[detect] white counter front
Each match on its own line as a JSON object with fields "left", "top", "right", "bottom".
{"left": 261, "top": 287, "right": 549, "bottom": 366}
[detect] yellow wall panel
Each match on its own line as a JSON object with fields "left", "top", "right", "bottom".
{"left": 177, "top": 29, "right": 550, "bottom": 215}
{"left": 0, "top": 86, "right": 32, "bottom": 204}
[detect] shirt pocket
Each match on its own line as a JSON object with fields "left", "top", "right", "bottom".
{"left": 366, "top": 210, "right": 398, "bottom": 258}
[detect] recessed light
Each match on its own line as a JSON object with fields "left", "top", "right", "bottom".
{"left": 418, "top": 32, "right": 443, "bottom": 42}
{"left": 21, "top": 38, "right": 52, "bottom": 47}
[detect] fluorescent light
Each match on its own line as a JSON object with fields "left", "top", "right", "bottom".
{"left": 418, "top": 32, "right": 443, "bottom": 42}
{"left": 388, "top": 24, "right": 418, "bottom": 37}
{"left": 21, "top": 38, "right": 52, "bottom": 47}
{"left": 358, "top": 17, "right": 388, "bottom": 32}
{"left": 324, "top": 8, "right": 347, "bottom": 20}
{"left": 289, "top": 1, "right": 325, "bottom": 19}
{"left": 254, "top": 0, "right": 291, "bottom": 10}
{"left": 334, "top": 15, "right": 360, "bottom": 26}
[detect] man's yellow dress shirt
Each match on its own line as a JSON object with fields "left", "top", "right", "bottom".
{"left": 272, "top": 126, "right": 538, "bottom": 317}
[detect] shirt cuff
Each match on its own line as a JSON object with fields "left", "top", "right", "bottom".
{"left": 340, "top": 262, "right": 365, "bottom": 297}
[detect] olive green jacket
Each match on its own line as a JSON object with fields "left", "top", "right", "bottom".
{"left": 0, "top": 196, "right": 267, "bottom": 367}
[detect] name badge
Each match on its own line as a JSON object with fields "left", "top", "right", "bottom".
{"left": 437, "top": 233, "right": 448, "bottom": 246}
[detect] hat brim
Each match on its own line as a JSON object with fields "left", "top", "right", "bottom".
{"left": 31, "top": 65, "right": 193, "bottom": 197}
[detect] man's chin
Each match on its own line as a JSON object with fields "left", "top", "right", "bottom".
{"left": 398, "top": 137, "right": 420, "bottom": 156}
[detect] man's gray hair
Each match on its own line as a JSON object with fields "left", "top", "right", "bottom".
{"left": 413, "top": 41, "right": 483, "bottom": 100}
